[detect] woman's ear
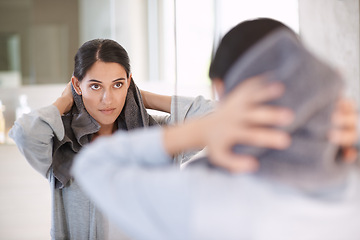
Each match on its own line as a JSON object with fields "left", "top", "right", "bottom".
{"left": 71, "top": 76, "right": 82, "bottom": 95}
{"left": 126, "top": 73, "right": 132, "bottom": 90}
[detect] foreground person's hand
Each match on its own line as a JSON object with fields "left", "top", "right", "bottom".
{"left": 204, "top": 76, "right": 294, "bottom": 173}
{"left": 330, "top": 98, "right": 358, "bottom": 163}
{"left": 163, "top": 75, "right": 294, "bottom": 173}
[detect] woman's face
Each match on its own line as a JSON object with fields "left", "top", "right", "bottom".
{"left": 73, "top": 61, "right": 130, "bottom": 129}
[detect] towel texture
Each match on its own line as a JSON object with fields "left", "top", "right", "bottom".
{"left": 52, "top": 79, "right": 158, "bottom": 189}
{"left": 194, "top": 29, "right": 349, "bottom": 192}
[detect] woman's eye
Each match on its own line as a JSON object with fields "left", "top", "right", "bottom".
{"left": 90, "top": 84, "right": 101, "bottom": 90}
{"left": 114, "top": 82, "right": 123, "bottom": 89}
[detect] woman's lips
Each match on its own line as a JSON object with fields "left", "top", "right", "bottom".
{"left": 99, "top": 108, "right": 116, "bottom": 115}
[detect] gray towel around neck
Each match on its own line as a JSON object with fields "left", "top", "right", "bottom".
{"left": 52, "top": 79, "right": 158, "bottom": 189}
{"left": 194, "top": 29, "right": 350, "bottom": 192}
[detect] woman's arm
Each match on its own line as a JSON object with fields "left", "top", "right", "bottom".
{"left": 141, "top": 90, "right": 216, "bottom": 125}
{"left": 141, "top": 90, "right": 172, "bottom": 113}
{"left": 9, "top": 105, "right": 64, "bottom": 178}
{"left": 9, "top": 82, "right": 74, "bottom": 178}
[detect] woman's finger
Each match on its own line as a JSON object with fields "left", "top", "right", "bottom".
{"left": 329, "top": 129, "right": 358, "bottom": 147}
{"left": 232, "top": 126, "right": 291, "bottom": 150}
{"left": 240, "top": 105, "right": 294, "bottom": 126}
{"left": 209, "top": 149, "right": 259, "bottom": 173}
{"left": 233, "top": 76, "right": 285, "bottom": 104}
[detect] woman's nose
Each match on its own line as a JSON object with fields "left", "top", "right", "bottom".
{"left": 101, "top": 90, "right": 113, "bottom": 104}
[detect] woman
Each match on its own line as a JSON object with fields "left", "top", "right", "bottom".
{"left": 9, "top": 39, "right": 214, "bottom": 240}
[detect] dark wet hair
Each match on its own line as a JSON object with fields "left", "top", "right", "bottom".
{"left": 73, "top": 39, "right": 131, "bottom": 81}
{"left": 209, "top": 18, "right": 297, "bottom": 80}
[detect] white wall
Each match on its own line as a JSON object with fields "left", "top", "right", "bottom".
{"left": 298, "top": 0, "right": 360, "bottom": 103}
{"left": 79, "top": 0, "right": 149, "bottom": 84}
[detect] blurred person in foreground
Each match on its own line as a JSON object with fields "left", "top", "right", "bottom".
{"left": 72, "top": 18, "right": 360, "bottom": 240}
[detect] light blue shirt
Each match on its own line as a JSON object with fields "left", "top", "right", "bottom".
{"left": 72, "top": 127, "right": 360, "bottom": 240}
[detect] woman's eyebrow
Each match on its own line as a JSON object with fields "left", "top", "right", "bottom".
{"left": 88, "top": 79, "right": 102, "bottom": 83}
{"left": 112, "top": 78, "right": 126, "bottom": 82}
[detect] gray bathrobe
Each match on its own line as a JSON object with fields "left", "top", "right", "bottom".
{"left": 50, "top": 80, "right": 158, "bottom": 239}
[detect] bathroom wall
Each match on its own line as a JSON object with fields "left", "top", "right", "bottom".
{"left": 298, "top": 0, "right": 360, "bottom": 103}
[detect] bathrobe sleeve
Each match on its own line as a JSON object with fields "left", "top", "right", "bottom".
{"left": 9, "top": 105, "right": 64, "bottom": 178}
{"left": 72, "top": 128, "right": 194, "bottom": 240}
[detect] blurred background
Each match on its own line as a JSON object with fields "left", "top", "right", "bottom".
{"left": 0, "top": 0, "right": 358, "bottom": 239}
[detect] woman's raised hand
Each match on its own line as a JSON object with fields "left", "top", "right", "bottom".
{"left": 204, "top": 76, "right": 294, "bottom": 173}
{"left": 163, "top": 75, "right": 294, "bottom": 173}
{"left": 53, "top": 82, "right": 74, "bottom": 115}
{"left": 329, "top": 98, "right": 359, "bottom": 162}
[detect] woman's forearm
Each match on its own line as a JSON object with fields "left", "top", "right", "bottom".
{"left": 9, "top": 105, "right": 65, "bottom": 178}
{"left": 141, "top": 90, "right": 172, "bottom": 113}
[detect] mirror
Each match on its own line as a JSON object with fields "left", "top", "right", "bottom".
{"left": 1, "top": 0, "right": 358, "bottom": 239}
{"left": 0, "top": 0, "right": 300, "bottom": 87}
